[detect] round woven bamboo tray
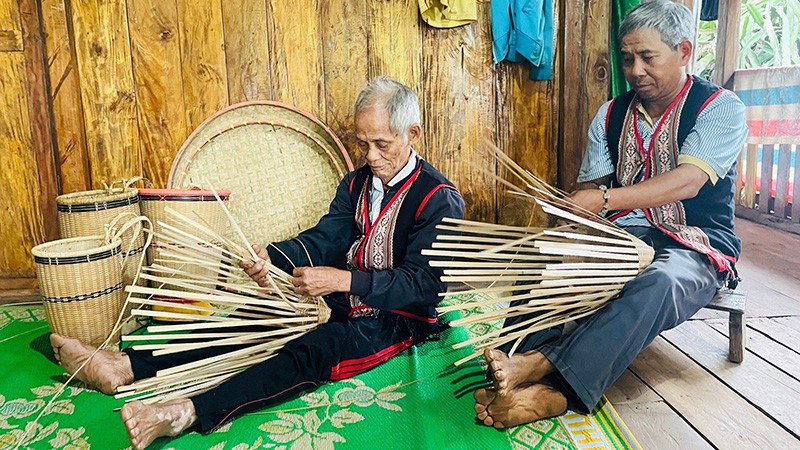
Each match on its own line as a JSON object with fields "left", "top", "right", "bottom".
{"left": 32, "top": 235, "right": 126, "bottom": 346}
{"left": 168, "top": 101, "right": 354, "bottom": 247}
{"left": 57, "top": 185, "right": 144, "bottom": 286}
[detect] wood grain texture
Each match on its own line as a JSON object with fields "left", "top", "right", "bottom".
{"left": 743, "top": 143, "right": 758, "bottom": 208}
{"left": 177, "top": 0, "right": 228, "bottom": 131}
{"left": 40, "top": 0, "right": 90, "bottom": 193}
{"left": 222, "top": 0, "right": 271, "bottom": 103}
{"left": 714, "top": 0, "right": 742, "bottom": 88}
{"left": 71, "top": 0, "right": 142, "bottom": 186}
{"left": 266, "top": 0, "right": 324, "bottom": 117}
{"left": 320, "top": 0, "right": 368, "bottom": 163}
{"left": 0, "top": 53, "right": 45, "bottom": 278}
{"left": 558, "top": 0, "right": 609, "bottom": 191}
{"left": 367, "top": 0, "right": 422, "bottom": 92}
{"left": 757, "top": 143, "right": 774, "bottom": 213}
{"left": 664, "top": 320, "right": 800, "bottom": 435}
{"left": 127, "top": 0, "right": 187, "bottom": 188}
{"left": 708, "top": 319, "right": 800, "bottom": 381}
{"left": 630, "top": 337, "right": 799, "bottom": 448}
{"left": 422, "top": 0, "right": 495, "bottom": 222}
{"left": 0, "top": 0, "right": 23, "bottom": 51}
{"left": 496, "top": 63, "right": 557, "bottom": 227}
{"left": 607, "top": 370, "right": 712, "bottom": 449}
{"left": 20, "top": 0, "right": 59, "bottom": 242}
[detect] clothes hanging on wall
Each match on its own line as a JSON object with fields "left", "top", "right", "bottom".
{"left": 701, "top": 0, "right": 719, "bottom": 21}
{"left": 490, "top": 0, "right": 554, "bottom": 80}
{"left": 419, "top": 0, "right": 477, "bottom": 28}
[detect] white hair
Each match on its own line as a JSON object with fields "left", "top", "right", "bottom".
{"left": 354, "top": 76, "right": 420, "bottom": 144}
{"left": 619, "top": 0, "right": 695, "bottom": 47}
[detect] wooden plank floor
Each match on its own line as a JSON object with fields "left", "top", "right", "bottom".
{"left": 607, "top": 218, "right": 800, "bottom": 448}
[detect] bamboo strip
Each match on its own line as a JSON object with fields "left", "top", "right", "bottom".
{"left": 130, "top": 309, "right": 235, "bottom": 322}
{"left": 422, "top": 249, "right": 561, "bottom": 261}
{"left": 539, "top": 276, "right": 634, "bottom": 287}
{"left": 126, "top": 285, "right": 300, "bottom": 313}
{"left": 536, "top": 246, "right": 639, "bottom": 261}
{"left": 151, "top": 324, "right": 316, "bottom": 356}
{"left": 542, "top": 229, "right": 634, "bottom": 246}
{"left": 122, "top": 332, "right": 249, "bottom": 342}
{"left": 534, "top": 240, "right": 638, "bottom": 255}
{"left": 129, "top": 297, "right": 271, "bottom": 320}
{"left": 541, "top": 269, "right": 640, "bottom": 278}
{"left": 146, "top": 316, "right": 317, "bottom": 333}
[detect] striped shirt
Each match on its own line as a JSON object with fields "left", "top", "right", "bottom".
{"left": 577, "top": 88, "right": 748, "bottom": 227}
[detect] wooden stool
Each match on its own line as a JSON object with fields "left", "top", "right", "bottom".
{"left": 704, "top": 289, "right": 747, "bottom": 363}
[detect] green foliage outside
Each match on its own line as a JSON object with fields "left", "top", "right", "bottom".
{"left": 695, "top": 0, "right": 800, "bottom": 80}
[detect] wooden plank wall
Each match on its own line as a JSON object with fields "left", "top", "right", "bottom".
{"left": 0, "top": 0, "right": 609, "bottom": 285}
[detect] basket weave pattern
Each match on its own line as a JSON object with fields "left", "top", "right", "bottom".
{"left": 169, "top": 102, "right": 353, "bottom": 247}
{"left": 139, "top": 190, "right": 231, "bottom": 287}
{"left": 32, "top": 236, "right": 126, "bottom": 346}
{"left": 57, "top": 188, "right": 145, "bottom": 285}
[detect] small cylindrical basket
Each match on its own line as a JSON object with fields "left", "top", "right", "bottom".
{"left": 32, "top": 235, "right": 126, "bottom": 346}
{"left": 138, "top": 188, "right": 231, "bottom": 272}
{"left": 57, "top": 183, "right": 144, "bottom": 286}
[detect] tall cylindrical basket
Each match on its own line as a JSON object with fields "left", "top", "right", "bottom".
{"left": 57, "top": 182, "right": 144, "bottom": 286}
{"left": 32, "top": 235, "right": 126, "bottom": 346}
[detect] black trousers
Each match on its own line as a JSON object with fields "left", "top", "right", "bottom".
{"left": 124, "top": 295, "right": 433, "bottom": 432}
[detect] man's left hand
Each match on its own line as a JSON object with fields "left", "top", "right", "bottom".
{"left": 567, "top": 188, "right": 605, "bottom": 214}
{"left": 291, "top": 267, "right": 352, "bottom": 296}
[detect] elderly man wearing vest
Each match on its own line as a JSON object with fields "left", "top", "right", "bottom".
{"left": 474, "top": 0, "right": 748, "bottom": 428}
{"left": 50, "top": 77, "right": 465, "bottom": 449}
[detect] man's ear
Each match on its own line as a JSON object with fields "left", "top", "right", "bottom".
{"left": 407, "top": 124, "right": 422, "bottom": 146}
{"left": 678, "top": 39, "right": 693, "bottom": 66}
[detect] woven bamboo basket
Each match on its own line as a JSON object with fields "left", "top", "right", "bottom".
{"left": 32, "top": 235, "right": 126, "bottom": 346}
{"left": 139, "top": 188, "right": 231, "bottom": 276}
{"left": 168, "top": 101, "right": 354, "bottom": 247}
{"left": 57, "top": 181, "right": 144, "bottom": 286}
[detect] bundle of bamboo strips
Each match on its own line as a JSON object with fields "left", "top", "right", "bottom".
{"left": 423, "top": 146, "right": 655, "bottom": 366}
{"left": 117, "top": 188, "right": 330, "bottom": 403}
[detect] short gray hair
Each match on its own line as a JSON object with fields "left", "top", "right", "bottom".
{"left": 619, "top": 0, "right": 694, "bottom": 47}
{"left": 354, "top": 76, "right": 421, "bottom": 144}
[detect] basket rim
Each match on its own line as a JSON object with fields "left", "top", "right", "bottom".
{"left": 138, "top": 188, "right": 232, "bottom": 198}
{"left": 31, "top": 235, "right": 122, "bottom": 258}
{"left": 57, "top": 188, "right": 138, "bottom": 205}
{"left": 166, "top": 100, "right": 354, "bottom": 187}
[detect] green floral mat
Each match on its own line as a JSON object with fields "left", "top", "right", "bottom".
{"left": 0, "top": 298, "right": 639, "bottom": 449}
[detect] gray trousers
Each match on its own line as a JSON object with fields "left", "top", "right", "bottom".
{"left": 503, "top": 227, "right": 725, "bottom": 412}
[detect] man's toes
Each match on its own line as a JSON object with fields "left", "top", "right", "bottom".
{"left": 493, "top": 421, "right": 507, "bottom": 430}
{"left": 473, "top": 388, "right": 496, "bottom": 406}
{"left": 477, "top": 409, "right": 489, "bottom": 421}
{"left": 482, "top": 415, "right": 495, "bottom": 426}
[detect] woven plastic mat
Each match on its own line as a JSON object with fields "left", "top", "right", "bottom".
{"left": 0, "top": 297, "right": 640, "bottom": 450}
{"left": 168, "top": 101, "right": 354, "bottom": 247}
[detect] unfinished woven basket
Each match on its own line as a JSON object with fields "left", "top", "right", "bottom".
{"left": 167, "top": 101, "right": 354, "bottom": 247}
{"left": 57, "top": 184, "right": 144, "bottom": 286}
{"left": 138, "top": 188, "right": 231, "bottom": 272}
{"left": 32, "top": 235, "right": 126, "bottom": 346}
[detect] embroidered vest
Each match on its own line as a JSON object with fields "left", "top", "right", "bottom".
{"left": 344, "top": 159, "right": 457, "bottom": 320}
{"left": 606, "top": 75, "right": 741, "bottom": 285}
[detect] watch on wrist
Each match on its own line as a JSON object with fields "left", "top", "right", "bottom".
{"left": 598, "top": 184, "right": 610, "bottom": 216}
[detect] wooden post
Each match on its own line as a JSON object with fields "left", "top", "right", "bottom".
{"left": 713, "top": 0, "right": 742, "bottom": 88}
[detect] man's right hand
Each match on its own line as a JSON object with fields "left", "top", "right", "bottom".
{"left": 240, "top": 244, "right": 272, "bottom": 287}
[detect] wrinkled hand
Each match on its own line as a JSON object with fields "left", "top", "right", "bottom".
{"left": 291, "top": 267, "right": 351, "bottom": 297}
{"left": 240, "top": 244, "right": 272, "bottom": 287}
{"left": 566, "top": 189, "right": 605, "bottom": 214}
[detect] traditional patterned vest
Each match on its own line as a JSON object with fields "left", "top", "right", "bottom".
{"left": 606, "top": 75, "right": 741, "bottom": 286}
{"left": 345, "top": 159, "right": 457, "bottom": 320}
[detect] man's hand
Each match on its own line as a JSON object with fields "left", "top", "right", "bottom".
{"left": 292, "top": 267, "right": 352, "bottom": 297}
{"left": 567, "top": 188, "right": 605, "bottom": 214}
{"left": 240, "top": 244, "right": 272, "bottom": 288}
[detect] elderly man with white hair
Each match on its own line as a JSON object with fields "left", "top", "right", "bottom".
{"left": 474, "top": 0, "right": 747, "bottom": 429}
{"left": 50, "top": 76, "right": 464, "bottom": 449}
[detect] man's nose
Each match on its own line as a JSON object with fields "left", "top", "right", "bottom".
{"left": 365, "top": 145, "right": 380, "bottom": 162}
{"left": 630, "top": 59, "right": 646, "bottom": 77}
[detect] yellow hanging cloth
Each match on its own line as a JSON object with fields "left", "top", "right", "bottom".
{"left": 418, "top": 0, "right": 477, "bottom": 28}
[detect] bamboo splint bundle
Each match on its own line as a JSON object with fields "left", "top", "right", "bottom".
{"left": 423, "top": 146, "right": 655, "bottom": 366}
{"left": 117, "top": 188, "right": 330, "bottom": 404}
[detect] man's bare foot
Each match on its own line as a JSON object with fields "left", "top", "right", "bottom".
{"left": 122, "top": 399, "right": 197, "bottom": 450}
{"left": 484, "top": 348, "right": 555, "bottom": 395}
{"left": 477, "top": 384, "right": 567, "bottom": 429}
{"left": 474, "top": 388, "right": 497, "bottom": 422}
{"left": 50, "top": 333, "right": 133, "bottom": 395}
